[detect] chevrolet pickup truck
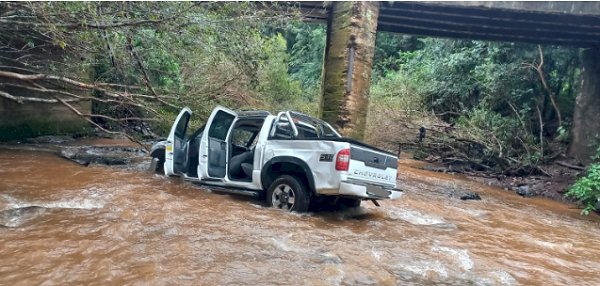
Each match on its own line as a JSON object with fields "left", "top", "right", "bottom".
{"left": 150, "top": 106, "right": 402, "bottom": 212}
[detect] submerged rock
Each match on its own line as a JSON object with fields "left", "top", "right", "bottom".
{"left": 312, "top": 252, "right": 343, "bottom": 264}
{"left": 23, "top": 135, "right": 75, "bottom": 144}
{"left": 59, "top": 146, "right": 146, "bottom": 168}
{"left": 342, "top": 272, "right": 377, "bottom": 285}
{"left": 460, "top": 192, "right": 481, "bottom": 201}
{"left": 0, "top": 206, "right": 48, "bottom": 228}
{"left": 516, "top": 185, "right": 532, "bottom": 197}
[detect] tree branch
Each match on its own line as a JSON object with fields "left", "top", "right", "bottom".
{"left": 0, "top": 82, "right": 156, "bottom": 113}
{"left": 0, "top": 18, "right": 172, "bottom": 30}
{"left": 532, "top": 45, "right": 562, "bottom": 128}
{"left": 0, "top": 70, "right": 175, "bottom": 103}
{"left": 0, "top": 88, "right": 80, "bottom": 103}
{"left": 50, "top": 94, "right": 149, "bottom": 152}
{"left": 125, "top": 34, "right": 180, "bottom": 110}
{"left": 556, "top": 160, "right": 585, "bottom": 171}
{"left": 84, "top": 114, "right": 158, "bottom": 122}
{"left": 536, "top": 103, "right": 544, "bottom": 163}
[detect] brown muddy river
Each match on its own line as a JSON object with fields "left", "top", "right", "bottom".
{"left": 1, "top": 147, "right": 600, "bottom": 285}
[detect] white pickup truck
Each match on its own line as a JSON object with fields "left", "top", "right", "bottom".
{"left": 150, "top": 106, "right": 402, "bottom": 212}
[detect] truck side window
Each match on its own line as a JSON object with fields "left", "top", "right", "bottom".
{"left": 208, "top": 111, "right": 235, "bottom": 141}
{"left": 174, "top": 113, "right": 190, "bottom": 139}
{"left": 231, "top": 129, "right": 254, "bottom": 146}
{"left": 273, "top": 121, "right": 293, "bottom": 139}
{"left": 298, "top": 126, "right": 318, "bottom": 139}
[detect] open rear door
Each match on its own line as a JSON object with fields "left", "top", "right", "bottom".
{"left": 164, "top": 107, "right": 192, "bottom": 176}
{"left": 198, "top": 106, "right": 237, "bottom": 180}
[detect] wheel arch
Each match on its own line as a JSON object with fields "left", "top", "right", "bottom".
{"left": 261, "top": 156, "right": 316, "bottom": 196}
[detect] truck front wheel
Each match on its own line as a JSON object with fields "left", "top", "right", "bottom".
{"left": 267, "top": 175, "right": 310, "bottom": 213}
{"left": 150, "top": 154, "right": 165, "bottom": 174}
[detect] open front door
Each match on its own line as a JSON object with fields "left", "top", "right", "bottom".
{"left": 198, "top": 106, "right": 237, "bottom": 180}
{"left": 164, "top": 107, "right": 192, "bottom": 176}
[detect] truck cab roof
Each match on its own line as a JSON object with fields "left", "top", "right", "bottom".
{"left": 237, "top": 110, "right": 271, "bottom": 119}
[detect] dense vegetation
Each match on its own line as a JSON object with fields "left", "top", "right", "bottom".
{"left": 566, "top": 147, "right": 600, "bottom": 215}
{"left": 0, "top": 2, "right": 320, "bottom": 136}
{"left": 368, "top": 36, "right": 580, "bottom": 174}
{"left": 1, "top": 2, "right": 597, "bottom": 212}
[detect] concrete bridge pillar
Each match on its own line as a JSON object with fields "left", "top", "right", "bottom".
{"left": 319, "top": 1, "right": 379, "bottom": 139}
{"left": 569, "top": 47, "right": 600, "bottom": 163}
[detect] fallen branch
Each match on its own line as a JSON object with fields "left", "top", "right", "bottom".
{"left": 0, "top": 89, "right": 80, "bottom": 103}
{"left": 51, "top": 94, "right": 149, "bottom": 152}
{"left": 0, "top": 82, "right": 156, "bottom": 112}
{"left": 556, "top": 160, "right": 586, "bottom": 171}
{"left": 434, "top": 111, "right": 461, "bottom": 117}
{"left": 85, "top": 114, "right": 158, "bottom": 123}
{"left": 535, "top": 166, "right": 552, "bottom": 177}
{"left": 0, "top": 70, "right": 176, "bottom": 105}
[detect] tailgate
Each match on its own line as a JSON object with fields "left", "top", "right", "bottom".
{"left": 347, "top": 145, "right": 397, "bottom": 187}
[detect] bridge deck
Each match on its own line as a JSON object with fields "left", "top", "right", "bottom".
{"left": 293, "top": 1, "right": 600, "bottom": 47}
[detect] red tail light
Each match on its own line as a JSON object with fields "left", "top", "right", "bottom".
{"left": 335, "top": 148, "right": 351, "bottom": 171}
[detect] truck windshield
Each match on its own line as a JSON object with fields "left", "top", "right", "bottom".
{"left": 288, "top": 111, "right": 341, "bottom": 139}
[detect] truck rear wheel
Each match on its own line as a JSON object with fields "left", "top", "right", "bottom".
{"left": 338, "top": 198, "right": 361, "bottom": 208}
{"left": 267, "top": 175, "right": 310, "bottom": 213}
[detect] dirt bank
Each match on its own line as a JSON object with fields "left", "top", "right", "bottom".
{"left": 398, "top": 152, "right": 590, "bottom": 214}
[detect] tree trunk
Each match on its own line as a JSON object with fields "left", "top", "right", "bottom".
{"left": 319, "top": 1, "right": 379, "bottom": 140}
{"left": 568, "top": 47, "right": 600, "bottom": 164}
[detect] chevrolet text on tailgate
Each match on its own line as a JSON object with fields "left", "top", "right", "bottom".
{"left": 150, "top": 106, "right": 402, "bottom": 212}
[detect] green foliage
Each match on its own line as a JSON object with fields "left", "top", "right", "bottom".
{"left": 594, "top": 146, "right": 600, "bottom": 162}
{"left": 369, "top": 37, "right": 580, "bottom": 169}
{"left": 454, "top": 108, "right": 539, "bottom": 165}
{"left": 372, "top": 33, "right": 423, "bottom": 80}
{"left": 555, "top": 125, "right": 570, "bottom": 143}
{"left": 567, "top": 146, "right": 600, "bottom": 215}
{"left": 567, "top": 163, "right": 600, "bottom": 215}
{"left": 2, "top": 2, "right": 326, "bottom": 138}
{"left": 288, "top": 24, "right": 326, "bottom": 91}
{"left": 256, "top": 34, "right": 304, "bottom": 111}
{"left": 369, "top": 72, "right": 422, "bottom": 111}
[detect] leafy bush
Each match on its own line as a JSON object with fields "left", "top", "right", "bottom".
{"left": 566, "top": 163, "right": 600, "bottom": 215}
{"left": 256, "top": 34, "right": 304, "bottom": 111}
{"left": 366, "top": 37, "right": 581, "bottom": 172}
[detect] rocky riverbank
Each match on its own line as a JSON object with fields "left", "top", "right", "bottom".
{"left": 399, "top": 155, "right": 591, "bottom": 214}
{"left": 0, "top": 135, "right": 153, "bottom": 171}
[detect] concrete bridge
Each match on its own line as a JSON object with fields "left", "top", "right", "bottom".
{"left": 288, "top": 1, "right": 600, "bottom": 161}
{"left": 299, "top": 1, "right": 600, "bottom": 47}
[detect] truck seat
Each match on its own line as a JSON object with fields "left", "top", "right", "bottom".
{"left": 241, "top": 163, "right": 253, "bottom": 178}
{"left": 229, "top": 150, "right": 253, "bottom": 179}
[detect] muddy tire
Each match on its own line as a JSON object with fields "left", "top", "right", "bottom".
{"left": 267, "top": 175, "right": 310, "bottom": 213}
{"left": 150, "top": 149, "right": 165, "bottom": 174}
{"left": 151, "top": 157, "right": 165, "bottom": 174}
